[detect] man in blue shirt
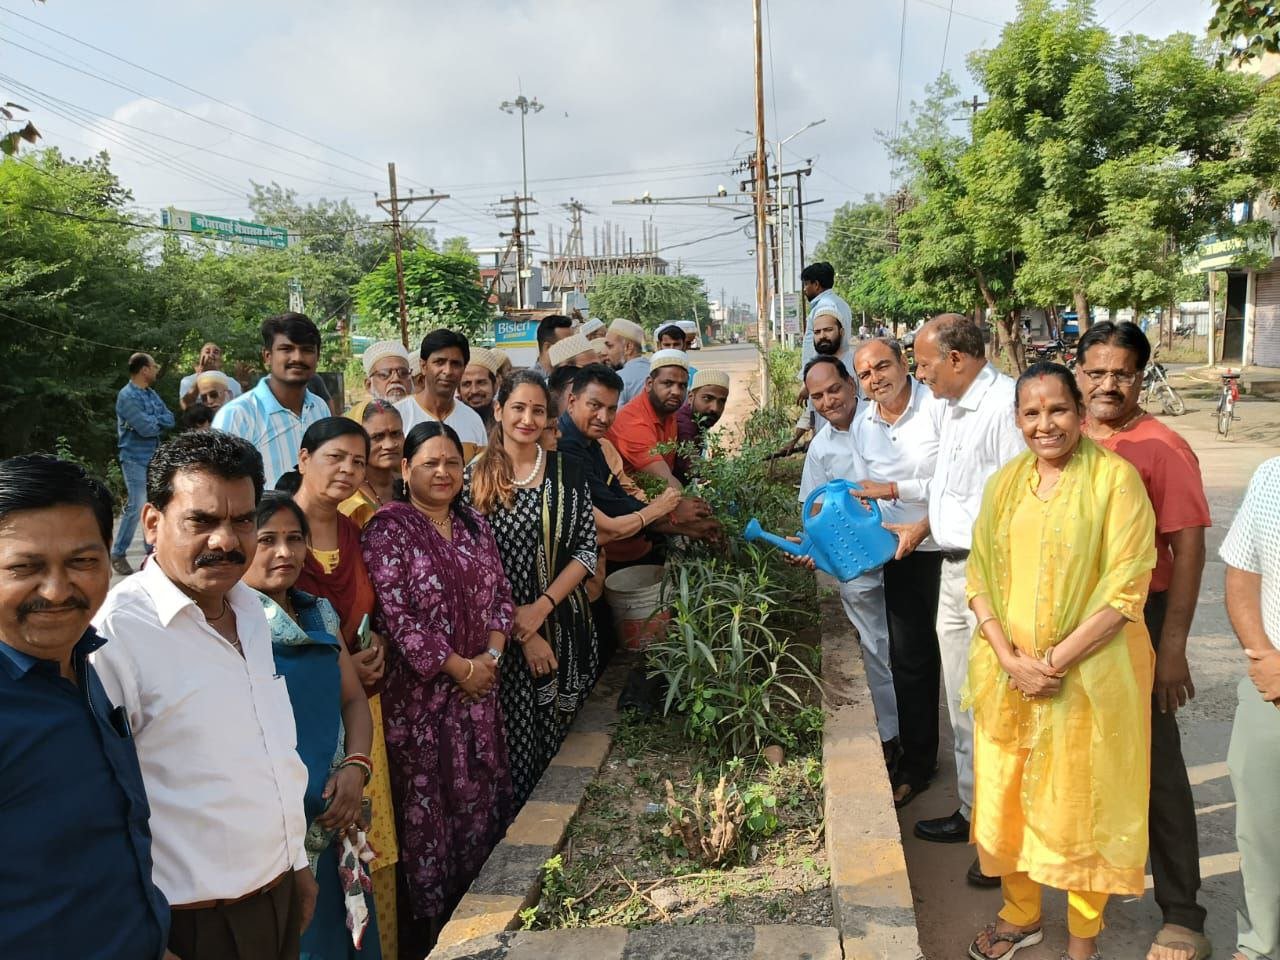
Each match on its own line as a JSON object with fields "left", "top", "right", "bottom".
{"left": 113, "top": 353, "right": 175, "bottom": 575}
{"left": 0, "top": 454, "right": 170, "bottom": 959}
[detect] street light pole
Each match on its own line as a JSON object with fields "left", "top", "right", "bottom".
{"left": 775, "top": 120, "right": 824, "bottom": 346}
{"left": 500, "top": 93, "right": 543, "bottom": 309}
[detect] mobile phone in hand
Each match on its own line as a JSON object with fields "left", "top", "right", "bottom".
{"left": 357, "top": 614, "right": 372, "bottom": 651}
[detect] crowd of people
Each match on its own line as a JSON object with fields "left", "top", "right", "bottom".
{"left": 6, "top": 308, "right": 731, "bottom": 960}
{"left": 5, "top": 277, "right": 1279, "bottom": 960}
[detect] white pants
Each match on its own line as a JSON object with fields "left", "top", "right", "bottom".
{"left": 937, "top": 556, "right": 976, "bottom": 819}
{"left": 838, "top": 571, "right": 898, "bottom": 742}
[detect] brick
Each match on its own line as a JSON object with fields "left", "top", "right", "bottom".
{"left": 469, "top": 843, "right": 556, "bottom": 898}
{"left": 501, "top": 802, "right": 575, "bottom": 847}
{"left": 434, "top": 898, "right": 524, "bottom": 951}
{"left": 749, "top": 924, "right": 842, "bottom": 960}
{"left": 504, "top": 928, "right": 628, "bottom": 960}
{"left": 548, "top": 731, "right": 612, "bottom": 769}
{"left": 525, "top": 764, "right": 596, "bottom": 806}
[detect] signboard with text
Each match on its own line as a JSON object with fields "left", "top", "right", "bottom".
{"left": 162, "top": 207, "right": 290, "bottom": 249}
{"left": 494, "top": 317, "right": 538, "bottom": 348}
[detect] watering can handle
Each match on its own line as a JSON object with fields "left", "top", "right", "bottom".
{"left": 803, "top": 480, "right": 886, "bottom": 524}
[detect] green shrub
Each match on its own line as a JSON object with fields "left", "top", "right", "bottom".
{"left": 646, "top": 549, "right": 818, "bottom": 758}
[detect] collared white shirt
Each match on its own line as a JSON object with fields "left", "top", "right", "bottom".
{"left": 852, "top": 378, "right": 947, "bottom": 551}
{"left": 922, "top": 364, "right": 1024, "bottom": 552}
{"left": 395, "top": 394, "right": 489, "bottom": 451}
{"left": 212, "top": 376, "right": 328, "bottom": 488}
{"left": 91, "top": 562, "right": 309, "bottom": 906}
{"left": 1220, "top": 456, "right": 1280, "bottom": 649}
{"left": 798, "top": 422, "right": 883, "bottom": 588}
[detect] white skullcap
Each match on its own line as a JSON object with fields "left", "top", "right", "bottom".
{"left": 608, "top": 318, "right": 646, "bottom": 348}
{"left": 466, "top": 346, "right": 503, "bottom": 376}
{"left": 691, "top": 369, "right": 731, "bottom": 391}
{"left": 580, "top": 317, "right": 605, "bottom": 337}
{"left": 361, "top": 339, "right": 413, "bottom": 375}
{"left": 812, "top": 303, "right": 842, "bottom": 321}
{"left": 549, "top": 333, "right": 595, "bottom": 368}
{"left": 649, "top": 348, "right": 689, "bottom": 373}
{"left": 195, "top": 370, "right": 232, "bottom": 391}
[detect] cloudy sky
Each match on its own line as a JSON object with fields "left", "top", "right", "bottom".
{"left": 1, "top": 0, "right": 1216, "bottom": 304}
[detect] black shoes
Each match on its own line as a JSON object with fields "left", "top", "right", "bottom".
{"left": 914, "top": 809, "right": 970, "bottom": 843}
{"left": 111, "top": 556, "right": 134, "bottom": 576}
{"left": 966, "top": 857, "right": 1001, "bottom": 887}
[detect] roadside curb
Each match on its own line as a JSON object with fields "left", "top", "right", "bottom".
{"left": 817, "top": 579, "right": 924, "bottom": 959}
{"left": 431, "top": 654, "right": 630, "bottom": 953}
{"left": 430, "top": 923, "right": 843, "bottom": 960}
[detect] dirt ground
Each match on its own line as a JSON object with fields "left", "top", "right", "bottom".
{"left": 524, "top": 711, "right": 833, "bottom": 932}
{"left": 901, "top": 390, "right": 1280, "bottom": 959}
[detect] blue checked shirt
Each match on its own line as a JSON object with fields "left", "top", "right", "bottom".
{"left": 212, "top": 376, "right": 328, "bottom": 488}
{"left": 116, "top": 382, "right": 175, "bottom": 462}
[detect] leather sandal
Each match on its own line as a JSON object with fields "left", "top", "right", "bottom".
{"left": 967, "top": 923, "right": 1044, "bottom": 959}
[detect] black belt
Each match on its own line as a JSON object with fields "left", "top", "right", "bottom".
{"left": 940, "top": 549, "right": 970, "bottom": 563}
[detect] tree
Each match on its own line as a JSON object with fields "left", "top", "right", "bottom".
{"left": 1208, "top": 1, "right": 1280, "bottom": 62}
{"left": 587, "top": 274, "right": 710, "bottom": 332}
{"left": 353, "top": 247, "right": 490, "bottom": 344}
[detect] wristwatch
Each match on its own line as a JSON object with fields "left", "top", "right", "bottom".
{"left": 487, "top": 647, "right": 502, "bottom": 663}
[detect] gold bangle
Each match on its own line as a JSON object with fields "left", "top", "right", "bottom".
{"left": 463, "top": 658, "right": 475, "bottom": 682}
{"left": 977, "top": 615, "right": 998, "bottom": 634}
{"left": 1044, "top": 646, "right": 1056, "bottom": 669}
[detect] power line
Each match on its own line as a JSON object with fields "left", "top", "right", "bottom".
{"left": 911, "top": 0, "right": 1003, "bottom": 28}
{"left": 0, "top": 36, "right": 382, "bottom": 185}
{"left": 1115, "top": 0, "right": 1159, "bottom": 29}
{"left": 0, "top": 310, "right": 138, "bottom": 352}
{"left": 0, "top": 4, "right": 388, "bottom": 177}
{"left": 939, "top": 0, "right": 955, "bottom": 78}
{"left": 891, "top": 0, "right": 909, "bottom": 188}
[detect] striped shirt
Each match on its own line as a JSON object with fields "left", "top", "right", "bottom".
{"left": 212, "top": 377, "right": 328, "bottom": 488}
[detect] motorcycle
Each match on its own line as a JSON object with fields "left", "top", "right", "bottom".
{"left": 1142, "top": 351, "right": 1185, "bottom": 416}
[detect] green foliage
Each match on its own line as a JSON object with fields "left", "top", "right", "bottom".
{"left": 646, "top": 550, "right": 818, "bottom": 758}
{"left": 1208, "top": 0, "right": 1280, "bottom": 63}
{"left": 353, "top": 245, "right": 490, "bottom": 343}
{"left": 763, "top": 345, "right": 800, "bottom": 413}
{"left": 587, "top": 273, "right": 710, "bottom": 332}
{"left": 739, "top": 782, "right": 780, "bottom": 838}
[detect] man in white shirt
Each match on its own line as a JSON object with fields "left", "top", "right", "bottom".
{"left": 396, "top": 328, "right": 488, "bottom": 462}
{"left": 1221, "top": 456, "right": 1280, "bottom": 960}
{"left": 847, "top": 338, "right": 947, "bottom": 808}
{"left": 179, "top": 341, "right": 242, "bottom": 410}
{"left": 795, "top": 356, "right": 897, "bottom": 762}
{"left": 92, "top": 431, "right": 317, "bottom": 960}
{"left": 887, "top": 314, "right": 1024, "bottom": 886}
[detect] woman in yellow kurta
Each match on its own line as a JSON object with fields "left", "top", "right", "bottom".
{"left": 964, "top": 362, "right": 1156, "bottom": 960}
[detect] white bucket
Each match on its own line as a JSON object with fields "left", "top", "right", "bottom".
{"left": 603, "top": 564, "right": 669, "bottom": 651}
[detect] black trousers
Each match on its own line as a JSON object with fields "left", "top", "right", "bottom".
{"left": 884, "top": 549, "right": 943, "bottom": 789}
{"left": 1145, "top": 591, "right": 1207, "bottom": 932}
{"left": 168, "top": 871, "right": 301, "bottom": 960}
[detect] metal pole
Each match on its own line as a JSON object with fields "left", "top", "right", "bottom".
{"left": 387, "top": 162, "right": 410, "bottom": 349}
{"left": 753, "top": 0, "right": 769, "bottom": 352}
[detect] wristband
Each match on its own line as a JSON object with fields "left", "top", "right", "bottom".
{"left": 541, "top": 591, "right": 556, "bottom": 611}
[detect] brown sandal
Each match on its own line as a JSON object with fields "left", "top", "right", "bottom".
{"left": 967, "top": 923, "right": 1044, "bottom": 959}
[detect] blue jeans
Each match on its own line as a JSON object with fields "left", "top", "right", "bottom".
{"left": 112, "top": 457, "right": 149, "bottom": 559}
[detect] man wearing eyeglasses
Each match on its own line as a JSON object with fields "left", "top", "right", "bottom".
{"left": 347, "top": 339, "right": 414, "bottom": 421}
{"left": 1077, "top": 321, "right": 1213, "bottom": 960}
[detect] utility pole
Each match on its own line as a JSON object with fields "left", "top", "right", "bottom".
{"left": 499, "top": 92, "right": 544, "bottom": 294}
{"left": 497, "top": 196, "right": 535, "bottom": 309}
{"left": 375, "top": 162, "right": 449, "bottom": 348}
{"left": 753, "top": 0, "right": 769, "bottom": 350}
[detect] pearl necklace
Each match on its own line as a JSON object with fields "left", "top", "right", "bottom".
{"left": 513, "top": 444, "right": 544, "bottom": 487}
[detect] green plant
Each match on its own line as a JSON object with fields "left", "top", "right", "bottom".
{"left": 646, "top": 549, "right": 819, "bottom": 757}
{"left": 739, "top": 783, "right": 780, "bottom": 838}
{"left": 764, "top": 345, "right": 801, "bottom": 413}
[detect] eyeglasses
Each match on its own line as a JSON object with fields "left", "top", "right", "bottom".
{"left": 1080, "top": 369, "right": 1138, "bottom": 387}
{"left": 370, "top": 367, "right": 412, "bottom": 381}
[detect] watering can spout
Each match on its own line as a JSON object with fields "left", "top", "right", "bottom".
{"left": 743, "top": 518, "right": 806, "bottom": 557}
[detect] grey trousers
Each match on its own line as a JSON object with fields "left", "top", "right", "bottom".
{"left": 1228, "top": 673, "right": 1280, "bottom": 960}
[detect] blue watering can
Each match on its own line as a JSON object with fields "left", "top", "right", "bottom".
{"left": 744, "top": 479, "right": 898, "bottom": 582}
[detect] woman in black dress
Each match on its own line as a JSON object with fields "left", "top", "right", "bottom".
{"left": 464, "top": 370, "right": 599, "bottom": 808}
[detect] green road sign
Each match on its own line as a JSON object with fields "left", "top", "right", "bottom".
{"left": 162, "top": 207, "right": 290, "bottom": 249}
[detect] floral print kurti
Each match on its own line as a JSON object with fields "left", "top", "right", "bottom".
{"left": 361, "top": 501, "right": 515, "bottom": 921}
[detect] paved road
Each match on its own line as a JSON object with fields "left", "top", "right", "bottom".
{"left": 902, "top": 393, "right": 1279, "bottom": 959}
{"left": 685, "top": 342, "right": 764, "bottom": 443}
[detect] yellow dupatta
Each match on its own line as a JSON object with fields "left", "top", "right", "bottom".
{"left": 962, "top": 437, "right": 1156, "bottom": 893}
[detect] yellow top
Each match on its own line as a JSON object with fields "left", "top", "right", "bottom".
{"left": 309, "top": 546, "right": 340, "bottom": 576}
{"left": 963, "top": 438, "right": 1156, "bottom": 895}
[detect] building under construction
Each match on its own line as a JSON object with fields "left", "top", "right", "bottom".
{"left": 541, "top": 200, "right": 669, "bottom": 301}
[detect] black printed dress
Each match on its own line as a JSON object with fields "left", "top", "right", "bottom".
{"left": 463, "top": 451, "right": 600, "bottom": 809}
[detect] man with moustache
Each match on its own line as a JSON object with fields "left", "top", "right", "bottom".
{"left": 346, "top": 339, "right": 414, "bottom": 422}
{"left": 92, "top": 431, "right": 316, "bottom": 960}
{"left": 673, "top": 369, "right": 730, "bottom": 485}
{"left": 459, "top": 345, "right": 503, "bottom": 433}
{"left": 881, "top": 314, "right": 1024, "bottom": 887}
{"left": 844, "top": 338, "right": 947, "bottom": 808}
{"left": 1075, "top": 322, "right": 1213, "bottom": 960}
{"left": 791, "top": 356, "right": 897, "bottom": 768}
{"left": 213, "top": 313, "right": 329, "bottom": 488}
{"left": 0, "top": 455, "right": 171, "bottom": 960}
{"left": 603, "top": 318, "right": 651, "bottom": 405}
{"left": 606, "top": 349, "right": 691, "bottom": 491}
{"left": 396, "top": 328, "right": 489, "bottom": 461}
{"left": 180, "top": 341, "right": 242, "bottom": 410}
{"left": 785, "top": 305, "right": 857, "bottom": 452}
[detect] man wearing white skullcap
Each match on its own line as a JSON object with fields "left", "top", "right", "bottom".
{"left": 548, "top": 333, "right": 602, "bottom": 370}
{"left": 459, "top": 346, "right": 503, "bottom": 431}
{"left": 580, "top": 317, "right": 606, "bottom": 340}
{"left": 606, "top": 348, "right": 690, "bottom": 490}
{"left": 603, "top": 319, "right": 650, "bottom": 405}
{"left": 673, "top": 368, "right": 731, "bottom": 485}
{"left": 361, "top": 339, "right": 414, "bottom": 403}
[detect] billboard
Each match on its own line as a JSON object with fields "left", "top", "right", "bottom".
{"left": 162, "top": 207, "right": 290, "bottom": 249}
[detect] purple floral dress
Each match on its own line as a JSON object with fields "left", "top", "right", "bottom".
{"left": 361, "top": 500, "right": 515, "bottom": 921}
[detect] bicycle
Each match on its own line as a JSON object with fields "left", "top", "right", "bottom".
{"left": 1216, "top": 371, "right": 1241, "bottom": 438}
{"left": 1142, "top": 348, "right": 1186, "bottom": 416}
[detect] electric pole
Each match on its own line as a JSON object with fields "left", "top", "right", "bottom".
{"left": 497, "top": 196, "right": 535, "bottom": 309}
{"left": 375, "top": 162, "right": 449, "bottom": 348}
{"left": 753, "top": 0, "right": 769, "bottom": 350}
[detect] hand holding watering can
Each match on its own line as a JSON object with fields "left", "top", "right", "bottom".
{"left": 743, "top": 479, "right": 898, "bottom": 582}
